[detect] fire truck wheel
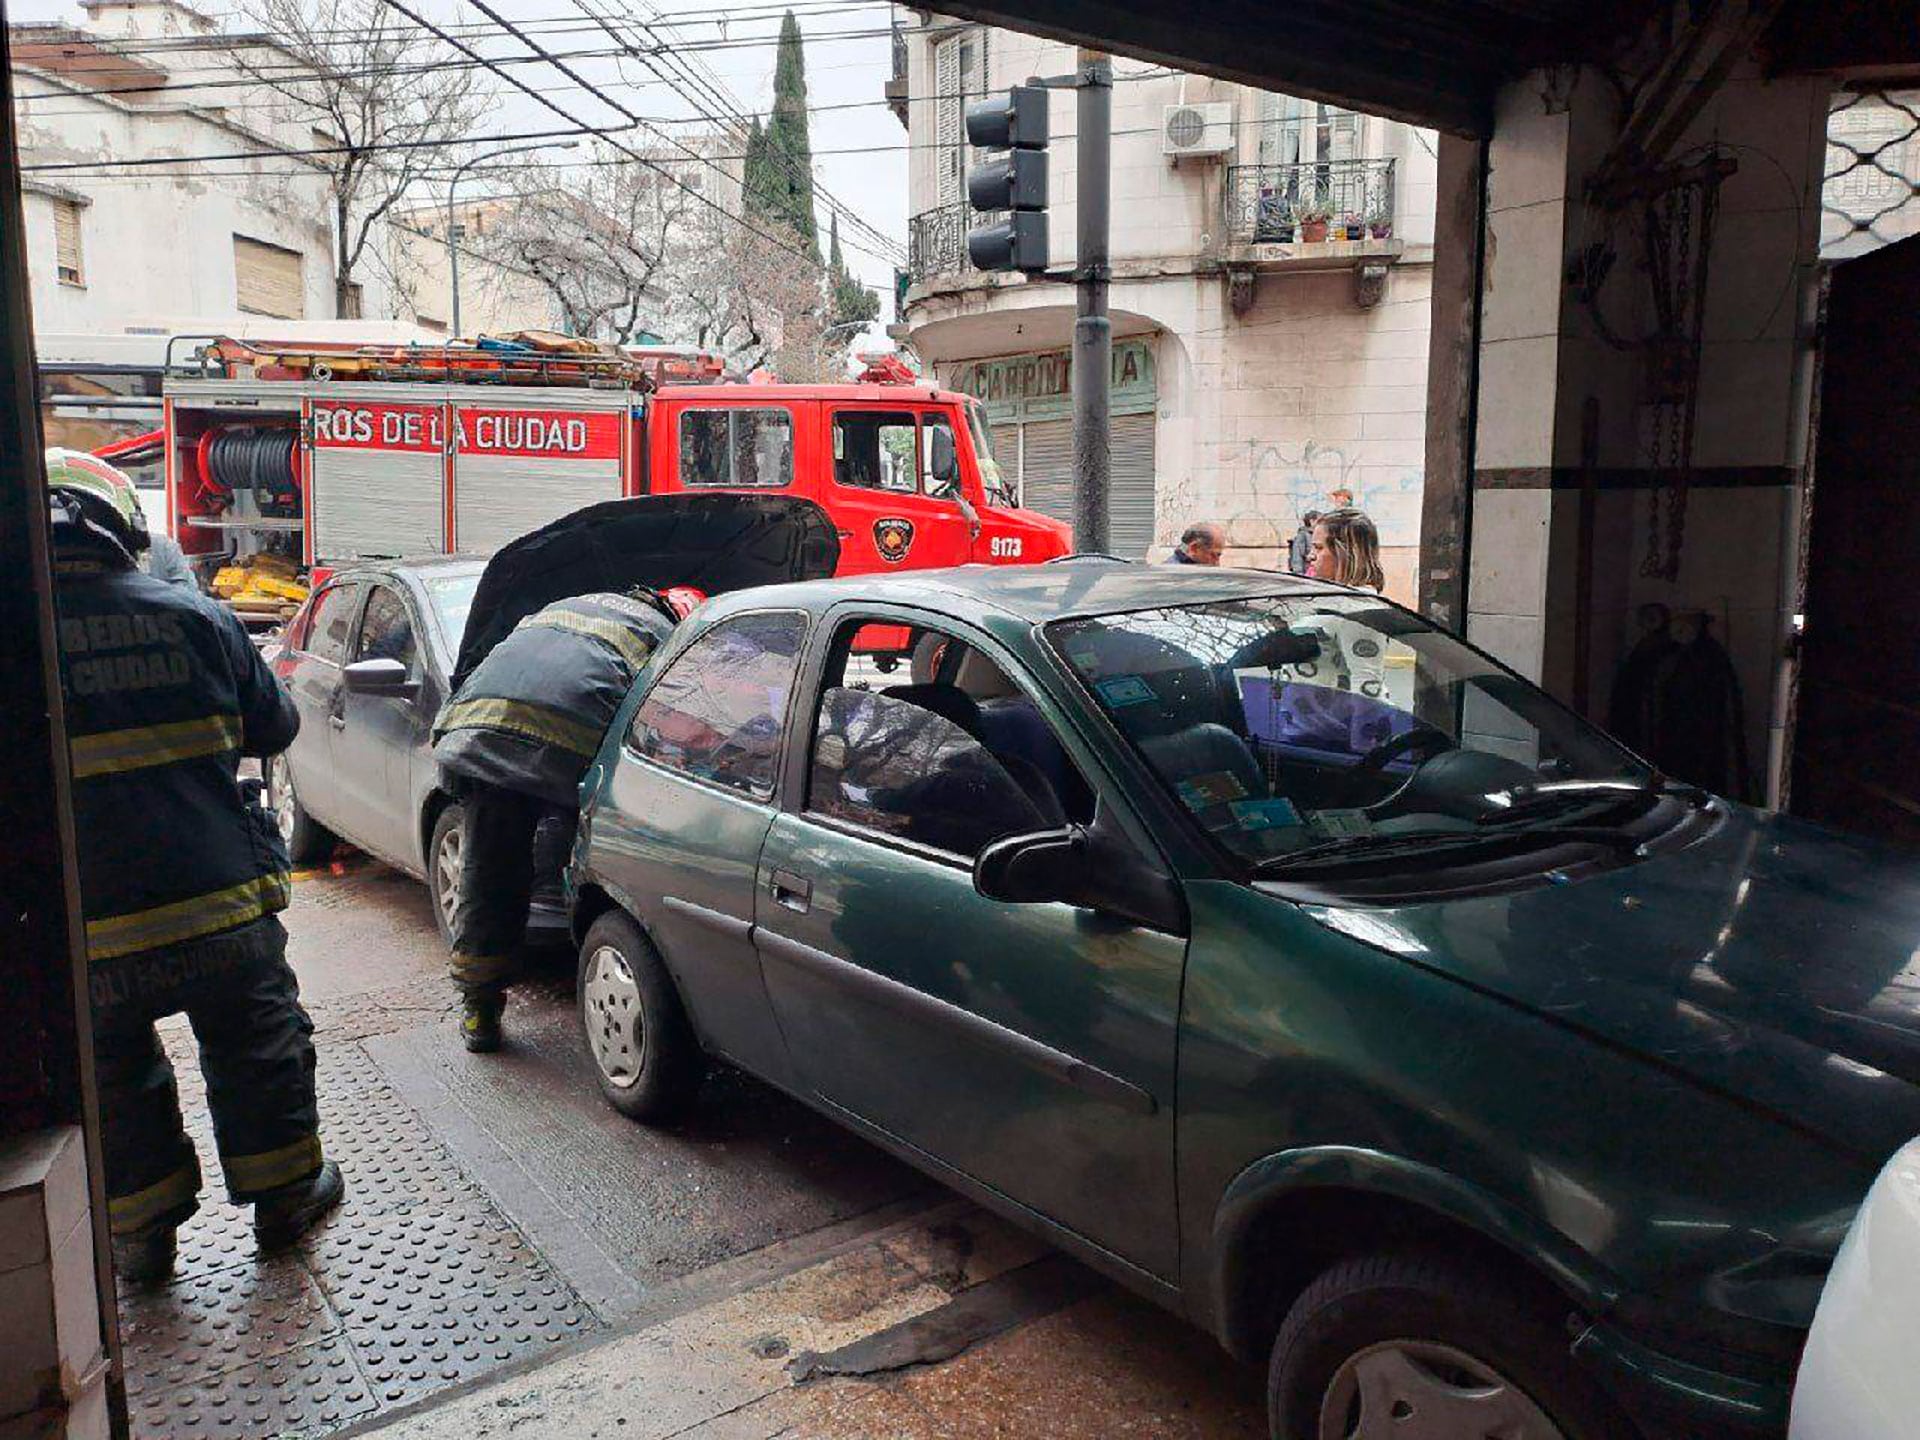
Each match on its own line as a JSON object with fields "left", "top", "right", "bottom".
{"left": 268, "top": 756, "right": 335, "bottom": 867}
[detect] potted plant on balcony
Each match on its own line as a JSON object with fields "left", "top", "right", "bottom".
{"left": 1297, "top": 201, "right": 1331, "bottom": 243}
{"left": 1368, "top": 204, "right": 1394, "bottom": 240}
{"left": 1342, "top": 210, "right": 1366, "bottom": 240}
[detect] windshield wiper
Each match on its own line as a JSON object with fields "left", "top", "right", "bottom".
{"left": 1477, "top": 776, "right": 1702, "bottom": 826}
{"left": 1252, "top": 832, "right": 1492, "bottom": 875}
{"left": 1254, "top": 822, "right": 1651, "bottom": 877}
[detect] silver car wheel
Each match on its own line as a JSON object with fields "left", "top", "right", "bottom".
{"left": 1319, "top": 1339, "right": 1564, "bottom": 1440}
{"left": 582, "top": 944, "right": 644, "bottom": 1089}
{"left": 433, "top": 816, "right": 463, "bottom": 932}
{"left": 269, "top": 759, "right": 297, "bottom": 847}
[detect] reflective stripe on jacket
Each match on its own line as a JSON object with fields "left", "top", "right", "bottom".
{"left": 433, "top": 592, "right": 672, "bottom": 807}
{"left": 54, "top": 555, "right": 300, "bottom": 961}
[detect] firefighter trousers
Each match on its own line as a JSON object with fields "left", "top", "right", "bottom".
{"left": 449, "top": 783, "right": 575, "bottom": 1002}
{"left": 88, "top": 915, "right": 322, "bottom": 1237}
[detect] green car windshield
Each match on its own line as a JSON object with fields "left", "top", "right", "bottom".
{"left": 1049, "top": 595, "right": 1655, "bottom": 870}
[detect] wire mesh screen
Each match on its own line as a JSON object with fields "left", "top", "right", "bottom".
{"left": 1822, "top": 89, "right": 1920, "bottom": 259}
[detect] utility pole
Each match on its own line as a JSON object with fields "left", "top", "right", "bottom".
{"left": 1071, "top": 50, "right": 1112, "bottom": 554}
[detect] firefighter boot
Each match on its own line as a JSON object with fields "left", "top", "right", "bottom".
{"left": 460, "top": 992, "right": 505, "bottom": 1053}
{"left": 112, "top": 1226, "right": 178, "bottom": 1288}
{"left": 253, "top": 1160, "right": 345, "bottom": 1249}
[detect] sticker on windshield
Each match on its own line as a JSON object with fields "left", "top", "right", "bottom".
{"left": 1310, "top": 808, "right": 1374, "bottom": 838}
{"left": 1176, "top": 771, "right": 1248, "bottom": 809}
{"left": 1096, "top": 674, "right": 1156, "bottom": 707}
{"left": 1229, "top": 797, "right": 1302, "bottom": 831}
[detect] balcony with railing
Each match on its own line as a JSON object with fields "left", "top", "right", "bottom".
{"left": 1222, "top": 157, "right": 1400, "bottom": 262}
{"left": 907, "top": 202, "right": 1004, "bottom": 287}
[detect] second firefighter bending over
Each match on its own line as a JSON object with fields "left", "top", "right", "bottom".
{"left": 432, "top": 590, "right": 676, "bottom": 1052}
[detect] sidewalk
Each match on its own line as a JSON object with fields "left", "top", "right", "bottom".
{"left": 353, "top": 1205, "right": 1265, "bottom": 1440}
{"left": 119, "top": 862, "right": 599, "bottom": 1438}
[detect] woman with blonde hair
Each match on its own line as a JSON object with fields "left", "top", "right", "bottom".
{"left": 1306, "top": 506, "right": 1386, "bottom": 592}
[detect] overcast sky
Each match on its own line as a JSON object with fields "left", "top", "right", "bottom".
{"left": 16, "top": 0, "right": 911, "bottom": 346}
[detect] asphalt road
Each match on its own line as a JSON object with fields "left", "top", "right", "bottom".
{"left": 260, "top": 851, "right": 1265, "bottom": 1438}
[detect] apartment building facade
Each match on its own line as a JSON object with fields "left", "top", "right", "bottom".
{"left": 894, "top": 16, "right": 1439, "bottom": 598}
{"left": 13, "top": 0, "right": 550, "bottom": 339}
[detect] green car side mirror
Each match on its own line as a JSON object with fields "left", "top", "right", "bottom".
{"left": 974, "top": 806, "right": 1186, "bottom": 934}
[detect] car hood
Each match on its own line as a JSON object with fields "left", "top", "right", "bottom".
{"left": 1304, "top": 805, "right": 1920, "bottom": 1160}
{"left": 453, "top": 494, "right": 838, "bottom": 688}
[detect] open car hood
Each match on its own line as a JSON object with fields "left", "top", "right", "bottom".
{"left": 453, "top": 494, "right": 838, "bottom": 687}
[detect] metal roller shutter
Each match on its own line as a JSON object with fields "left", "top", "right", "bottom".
{"left": 1109, "top": 411, "right": 1157, "bottom": 560}
{"left": 1015, "top": 414, "right": 1155, "bottom": 558}
{"left": 310, "top": 448, "right": 444, "bottom": 559}
{"left": 233, "top": 235, "right": 305, "bottom": 319}
{"left": 1017, "top": 418, "right": 1073, "bottom": 528}
{"left": 455, "top": 453, "right": 621, "bottom": 552}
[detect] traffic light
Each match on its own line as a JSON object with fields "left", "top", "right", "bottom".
{"left": 965, "top": 85, "right": 1049, "bottom": 273}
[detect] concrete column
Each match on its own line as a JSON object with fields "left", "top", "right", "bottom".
{"left": 1463, "top": 59, "right": 1830, "bottom": 794}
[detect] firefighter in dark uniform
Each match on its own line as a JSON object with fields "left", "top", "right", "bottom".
{"left": 45, "top": 454, "right": 344, "bottom": 1286}
{"left": 433, "top": 591, "right": 675, "bottom": 1052}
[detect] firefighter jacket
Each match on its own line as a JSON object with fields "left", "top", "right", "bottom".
{"left": 53, "top": 546, "right": 299, "bottom": 962}
{"left": 433, "top": 592, "right": 673, "bottom": 808}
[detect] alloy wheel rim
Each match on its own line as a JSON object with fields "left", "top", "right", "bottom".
{"left": 434, "top": 821, "right": 463, "bottom": 929}
{"left": 1318, "top": 1338, "right": 1565, "bottom": 1440}
{"left": 270, "top": 761, "right": 296, "bottom": 846}
{"left": 582, "top": 945, "right": 644, "bottom": 1088}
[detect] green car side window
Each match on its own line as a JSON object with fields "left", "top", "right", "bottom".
{"left": 628, "top": 611, "right": 807, "bottom": 800}
{"left": 806, "top": 686, "right": 1055, "bottom": 858}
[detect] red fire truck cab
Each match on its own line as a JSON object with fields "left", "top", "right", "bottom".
{"left": 157, "top": 341, "right": 1071, "bottom": 584}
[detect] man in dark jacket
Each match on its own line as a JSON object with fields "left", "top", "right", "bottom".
{"left": 433, "top": 591, "right": 675, "bottom": 1052}
{"left": 46, "top": 456, "right": 342, "bottom": 1286}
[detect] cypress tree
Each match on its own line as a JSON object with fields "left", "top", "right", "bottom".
{"left": 828, "top": 214, "right": 880, "bottom": 330}
{"left": 759, "top": 11, "right": 819, "bottom": 257}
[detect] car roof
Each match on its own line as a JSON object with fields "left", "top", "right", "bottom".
{"left": 701, "top": 559, "right": 1358, "bottom": 628}
{"left": 323, "top": 554, "right": 488, "bottom": 582}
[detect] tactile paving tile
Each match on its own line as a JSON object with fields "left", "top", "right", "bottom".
{"left": 121, "top": 1260, "right": 334, "bottom": 1396}
{"left": 129, "top": 1333, "right": 377, "bottom": 1440}
{"left": 308, "top": 1205, "right": 592, "bottom": 1407}
{"left": 122, "top": 1028, "right": 600, "bottom": 1438}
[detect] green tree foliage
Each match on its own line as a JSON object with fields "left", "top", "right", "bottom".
{"left": 828, "top": 215, "right": 880, "bottom": 331}
{"left": 746, "top": 11, "right": 819, "bottom": 257}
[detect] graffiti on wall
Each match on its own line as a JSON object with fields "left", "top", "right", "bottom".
{"left": 1155, "top": 438, "right": 1422, "bottom": 553}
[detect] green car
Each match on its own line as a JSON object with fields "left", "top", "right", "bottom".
{"left": 569, "top": 561, "right": 1920, "bottom": 1440}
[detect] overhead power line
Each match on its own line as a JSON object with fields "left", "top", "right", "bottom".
{"left": 371, "top": 0, "right": 873, "bottom": 288}
{"left": 569, "top": 0, "right": 901, "bottom": 263}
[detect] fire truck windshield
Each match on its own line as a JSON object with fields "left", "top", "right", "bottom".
{"left": 966, "top": 400, "right": 1016, "bottom": 508}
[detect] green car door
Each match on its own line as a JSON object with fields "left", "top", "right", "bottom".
{"left": 588, "top": 609, "right": 810, "bottom": 1082}
{"left": 752, "top": 607, "right": 1186, "bottom": 1281}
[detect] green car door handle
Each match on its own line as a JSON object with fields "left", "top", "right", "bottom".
{"left": 770, "top": 869, "right": 812, "bottom": 913}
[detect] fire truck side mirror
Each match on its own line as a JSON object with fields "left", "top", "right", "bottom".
{"left": 928, "top": 426, "right": 959, "bottom": 492}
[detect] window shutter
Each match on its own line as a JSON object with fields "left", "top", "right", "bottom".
{"left": 54, "top": 201, "right": 83, "bottom": 285}
{"left": 935, "top": 36, "right": 962, "bottom": 205}
{"left": 1016, "top": 418, "right": 1073, "bottom": 523}
{"left": 233, "top": 234, "right": 305, "bottom": 319}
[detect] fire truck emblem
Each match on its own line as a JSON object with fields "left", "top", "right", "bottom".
{"left": 873, "top": 516, "right": 915, "bottom": 564}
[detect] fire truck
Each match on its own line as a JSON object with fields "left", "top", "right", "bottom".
{"left": 144, "top": 336, "right": 1072, "bottom": 603}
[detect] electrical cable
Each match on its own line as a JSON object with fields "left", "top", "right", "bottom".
{"left": 566, "top": 0, "right": 901, "bottom": 263}
{"left": 374, "top": 0, "right": 853, "bottom": 283}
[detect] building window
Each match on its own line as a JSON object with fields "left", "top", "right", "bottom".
{"left": 53, "top": 199, "right": 84, "bottom": 287}
{"left": 932, "top": 28, "right": 988, "bottom": 207}
{"left": 233, "top": 234, "right": 305, "bottom": 319}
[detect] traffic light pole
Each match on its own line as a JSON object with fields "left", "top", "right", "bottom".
{"left": 1071, "top": 50, "right": 1112, "bottom": 555}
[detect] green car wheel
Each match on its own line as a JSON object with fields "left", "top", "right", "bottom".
{"left": 1268, "top": 1252, "right": 1633, "bottom": 1440}
{"left": 577, "top": 909, "right": 702, "bottom": 1124}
